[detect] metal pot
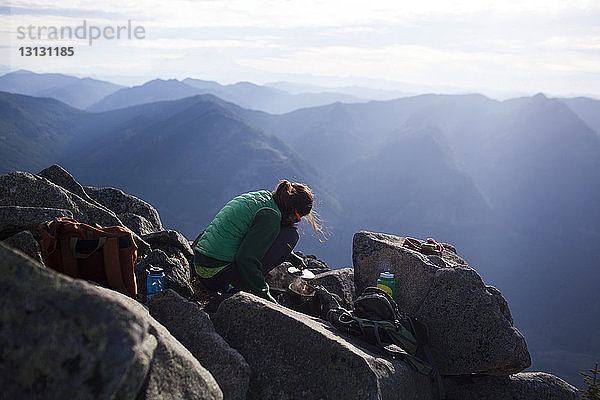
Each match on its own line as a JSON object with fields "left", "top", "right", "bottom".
{"left": 287, "top": 279, "right": 315, "bottom": 305}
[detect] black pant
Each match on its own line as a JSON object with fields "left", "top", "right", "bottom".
{"left": 199, "top": 226, "right": 299, "bottom": 293}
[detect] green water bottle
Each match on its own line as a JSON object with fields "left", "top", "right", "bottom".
{"left": 377, "top": 270, "right": 395, "bottom": 297}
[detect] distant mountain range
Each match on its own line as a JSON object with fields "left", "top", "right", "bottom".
{"left": 1, "top": 74, "right": 600, "bottom": 387}
{"left": 66, "top": 95, "right": 338, "bottom": 233}
{"left": 4, "top": 69, "right": 599, "bottom": 128}
{"left": 0, "top": 91, "right": 338, "bottom": 240}
{"left": 0, "top": 70, "right": 367, "bottom": 115}
{"left": 88, "top": 78, "right": 364, "bottom": 114}
{"left": 0, "top": 70, "right": 123, "bottom": 109}
{"left": 265, "top": 81, "right": 411, "bottom": 101}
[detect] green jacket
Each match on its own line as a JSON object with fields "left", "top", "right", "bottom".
{"left": 194, "top": 190, "right": 302, "bottom": 301}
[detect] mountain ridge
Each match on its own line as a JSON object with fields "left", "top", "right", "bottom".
{"left": 1, "top": 88, "right": 599, "bottom": 387}
{"left": 88, "top": 76, "right": 365, "bottom": 114}
{"left": 0, "top": 70, "right": 123, "bottom": 109}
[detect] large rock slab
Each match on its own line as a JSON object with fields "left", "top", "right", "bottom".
{"left": 120, "top": 213, "right": 160, "bottom": 237}
{"left": 352, "top": 231, "right": 530, "bottom": 376}
{"left": 86, "top": 186, "right": 163, "bottom": 236}
{"left": 2, "top": 230, "right": 43, "bottom": 263}
{"left": 443, "top": 372, "right": 580, "bottom": 400}
{"left": 0, "top": 206, "right": 73, "bottom": 240}
{"left": 0, "top": 170, "right": 150, "bottom": 255}
{"left": 149, "top": 289, "right": 250, "bottom": 400}
{"left": 38, "top": 165, "right": 105, "bottom": 210}
{"left": 39, "top": 164, "right": 161, "bottom": 238}
{"left": 0, "top": 171, "right": 121, "bottom": 227}
{"left": 142, "top": 230, "right": 194, "bottom": 265}
{"left": 0, "top": 242, "right": 222, "bottom": 400}
{"left": 213, "top": 291, "right": 434, "bottom": 400}
{"left": 420, "top": 268, "right": 531, "bottom": 375}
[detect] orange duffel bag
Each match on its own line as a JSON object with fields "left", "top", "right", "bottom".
{"left": 40, "top": 217, "right": 138, "bottom": 297}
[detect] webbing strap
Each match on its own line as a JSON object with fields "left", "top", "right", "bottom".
{"left": 352, "top": 318, "right": 417, "bottom": 349}
{"left": 60, "top": 239, "right": 78, "bottom": 277}
{"left": 392, "top": 323, "right": 418, "bottom": 353}
{"left": 422, "top": 343, "right": 445, "bottom": 400}
{"left": 408, "top": 317, "right": 445, "bottom": 400}
{"left": 103, "top": 237, "right": 127, "bottom": 294}
{"left": 357, "top": 319, "right": 432, "bottom": 375}
{"left": 70, "top": 237, "right": 106, "bottom": 259}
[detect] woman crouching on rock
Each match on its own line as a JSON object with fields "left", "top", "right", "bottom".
{"left": 193, "top": 180, "right": 323, "bottom": 302}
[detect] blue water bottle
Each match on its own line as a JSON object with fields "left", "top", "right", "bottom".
{"left": 147, "top": 265, "right": 165, "bottom": 299}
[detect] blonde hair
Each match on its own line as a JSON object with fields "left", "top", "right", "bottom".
{"left": 273, "top": 180, "right": 326, "bottom": 242}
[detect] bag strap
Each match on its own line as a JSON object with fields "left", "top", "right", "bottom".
{"left": 103, "top": 237, "right": 128, "bottom": 295}
{"left": 70, "top": 237, "right": 107, "bottom": 259}
{"left": 421, "top": 343, "right": 445, "bottom": 400}
{"left": 59, "top": 238, "right": 79, "bottom": 277}
{"left": 388, "top": 322, "right": 418, "bottom": 353}
{"left": 407, "top": 317, "right": 445, "bottom": 399}
{"left": 357, "top": 319, "right": 435, "bottom": 376}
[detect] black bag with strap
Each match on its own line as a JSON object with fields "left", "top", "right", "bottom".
{"left": 319, "top": 286, "right": 445, "bottom": 400}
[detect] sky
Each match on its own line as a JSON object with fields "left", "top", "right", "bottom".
{"left": 1, "top": 0, "right": 599, "bottom": 98}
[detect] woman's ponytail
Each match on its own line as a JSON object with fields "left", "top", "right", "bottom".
{"left": 273, "top": 180, "right": 326, "bottom": 242}
{"left": 273, "top": 180, "right": 293, "bottom": 211}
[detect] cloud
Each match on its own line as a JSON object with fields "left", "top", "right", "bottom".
{"left": 121, "top": 37, "right": 286, "bottom": 50}
{"left": 543, "top": 35, "right": 600, "bottom": 51}
{"left": 2, "top": 0, "right": 600, "bottom": 96}
{"left": 235, "top": 42, "right": 600, "bottom": 93}
{"left": 7, "top": 0, "right": 596, "bottom": 29}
